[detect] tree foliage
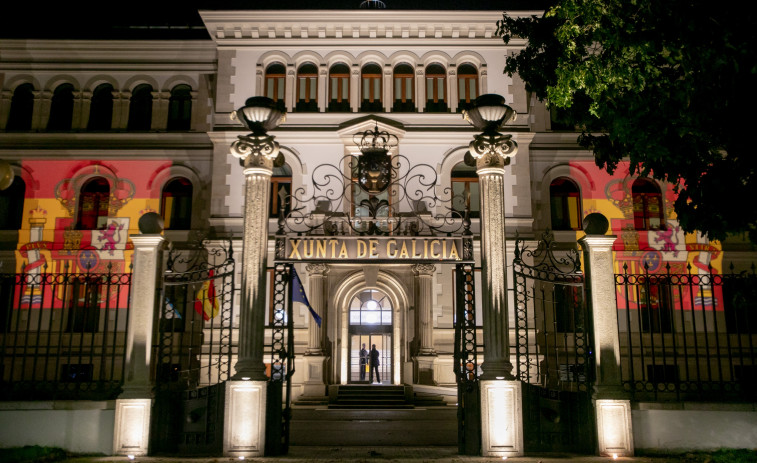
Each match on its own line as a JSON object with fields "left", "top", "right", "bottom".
{"left": 497, "top": 1, "right": 757, "bottom": 243}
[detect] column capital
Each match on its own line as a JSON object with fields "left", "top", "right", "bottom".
{"left": 230, "top": 134, "right": 278, "bottom": 171}
{"left": 129, "top": 234, "right": 165, "bottom": 249}
{"left": 306, "top": 263, "right": 329, "bottom": 276}
{"left": 412, "top": 263, "right": 436, "bottom": 276}
{"left": 578, "top": 234, "right": 617, "bottom": 251}
{"left": 472, "top": 133, "right": 518, "bottom": 173}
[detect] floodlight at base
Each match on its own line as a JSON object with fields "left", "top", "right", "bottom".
{"left": 127, "top": 456, "right": 135, "bottom": 461}
{"left": 223, "top": 380, "right": 267, "bottom": 457}
{"left": 595, "top": 399, "right": 634, "bottom": 457}
{"left": 113, "top": 398, "right": 152, "bottom": 456}
{"left": 480, "top": 380, "right": 524, "bottom": 457}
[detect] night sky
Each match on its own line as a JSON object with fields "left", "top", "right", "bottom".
{"left": 0, "top": 1, "right": 549, "bottom": 39}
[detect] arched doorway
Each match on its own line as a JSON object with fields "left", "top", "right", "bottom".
{"left": 348, "top": 288, "right": 392, "bottom": 384}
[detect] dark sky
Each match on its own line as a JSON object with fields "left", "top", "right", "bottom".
{"left": 1, "top": 1, "right": 549, "bottom": 39}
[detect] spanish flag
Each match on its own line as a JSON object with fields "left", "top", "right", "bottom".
{"left": 194, "top": 269, "right": 219, "bottom": 321}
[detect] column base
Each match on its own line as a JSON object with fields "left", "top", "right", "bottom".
{"left": 223, "top": 380, "right": 267, "bottom": 457}
{"left": 480, "top": 380, "right": 524, "bottom": 457}
{"left": 595, "top": 398, "right": 634, "bottom": 457}
{"left": 301, "top": 355, "right": 328, "bottom": 397}
{"left": 413, "top": 355, "right": 437, "bottom": 385}
{"left": 113, "top": 398, "right": 152, "bottom": 456}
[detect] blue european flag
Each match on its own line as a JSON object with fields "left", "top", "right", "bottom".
{"left": 291, "top": 267, "right": 322, "bottom": 327}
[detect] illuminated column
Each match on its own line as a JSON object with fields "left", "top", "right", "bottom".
{"left": 302, "top": 263, "right": 329, "bottom": 397}
{"left": 579, "top": 228, "right": 634, "bottom": 457}
{"left": 415, "top": 67, "right": 425, "bottom": 112}
{"left": 350, "top": 66, "right": 360, "bottom": 112}
{"left": 464, "top": 94, "right": 522, "bottom": 457}
{"left": 305, "top": 263, "right": 328, "bottom": 355}
{"left": 413, "top": 264, "right": 437, "bottom": 385}
{"left": 113, "top": 229, "right": 165, "bottom": 456}
{"left": 318, "top": 66, "right": 328, "bottom": 112}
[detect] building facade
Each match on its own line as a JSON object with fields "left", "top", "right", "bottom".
{"left": 0, "top": 6, "right": 755, "bottom": 457}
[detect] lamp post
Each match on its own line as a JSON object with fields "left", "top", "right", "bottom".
{"left": 223, "top": 97, "right": 285, "bottom": 458}
{"left": 462, "top": 94, "right": 523, "bottom": 457}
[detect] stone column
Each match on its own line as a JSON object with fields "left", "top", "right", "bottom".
{"left": 302, "top": 263, "right": 329, "bottom": 397}
{"left": 579, "top": 233, "right": 634, "bottom": 457}
{"left": 448, "top": 69, "right": 458, "bottom": 113}
{"left": 350, "top": 66, "right": 360, "bottom": 112}
{"left": 318, "top": 66, "right": 328, "bottom": 113}
{"left": 112, "top": 91, "right": 130, "bottom": 130}
{"left": 0, "top": 90, "right": 13, "bottom": 129}
{"left": 31, "top": 90, "right": 51, "bottom": 130}
{"left": 74, "top": 90, "right": 91, "bottom": 130}
{"left": 475, "top": 133, "right": 523, "bottom": 457}
{"left": 151, "top": 91, "right": 169, "bottom": 131}
{"left": 415, "top": 67, "right": 425, "bottom": 112}
{"left": 286, "top": 66, "right": 296, "bottom": 112}
{"left": 113, "top": 234, "right": 164, "bottom": 456}
{"left": 188, "top": 91, "right": 199, "bottom": 131}
{"left": 413, "top": 264, "right": 437, "bottom": 385}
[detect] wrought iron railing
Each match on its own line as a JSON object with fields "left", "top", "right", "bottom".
{"left": 0, "top": 264, "right": 132, "bottom": 400}
{"left": 616, "top": 263, "right": 757, "bottom": 401}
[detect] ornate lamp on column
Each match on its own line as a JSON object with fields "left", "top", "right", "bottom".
{"left": 462, "top": 94, "right": 523, "bottom": 457}
{"left": 224, "top": 97, "right": 285, "bottom": 458}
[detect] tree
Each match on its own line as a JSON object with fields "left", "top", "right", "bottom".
{"left": 497, "top": 1, "right": 757, "bottom": 243}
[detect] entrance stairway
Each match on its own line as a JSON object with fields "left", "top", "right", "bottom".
{"left": 290, "top": 385, "right": 457, "bottom": 446}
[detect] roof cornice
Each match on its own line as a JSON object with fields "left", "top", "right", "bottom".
{"left": 199, "top": 10, "right": 542, "bottom": 43}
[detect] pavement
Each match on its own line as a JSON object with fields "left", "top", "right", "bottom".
{"left": 60, "top": 447, "right": 691, "bottom": 463}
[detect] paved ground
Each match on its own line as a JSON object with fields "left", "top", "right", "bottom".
{"left": 61, "top": 447, "right": 686, "bottom": 463}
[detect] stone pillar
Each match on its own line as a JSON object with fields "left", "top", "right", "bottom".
{"left": 286, "top": 66, "right": 296, "bottom": 112}
{"left": 448, "top": 68, "right": 458, "bottom": 113}
{"left": 302, "top": 263, "right": 329, "bottom": 397}
{"left": 350, "top": 66, "right": 360, "bottom": 112}
{"left": 151, "top": 91, "right": 169, "bottom": 131}
{"left": 113, "top": 234, "right": 164, "bottom": 456}
{"left": 383, "top": 67, "right": 392, "bottom": 113}
{"left": 31, "top": 90, "right": 51, "bottom": 130}
{"left": 112, "top": 91, "right": 130, "bottom": 130}
{"left": 579, "top": 234, "right": 634, "bottom": 457}
{"left": 475, "top": 132, "right": 522, "bottom": 457}
{"left": 415, "top": 67, "right": 425, "bottom": 112}
{"left": 188, "top": 91, "right": 199, "bottom": 131}
{"left": 413, "top": 264, "right": 437, "bottom": 384}
{"left": 318, "top": 66, "right": 328, "bottom": 113}
{"left": 74, "top": 90, "right": 91, "bottom": 130}
{"left": 0, "top": 90, "right": 14, "bottom": 129}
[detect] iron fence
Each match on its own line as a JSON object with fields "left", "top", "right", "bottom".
{"left": 616, "top": 263, "right": 757, "bottom": 401}
{"left": 0, "top": 264, "right": 132, "bottom": 400}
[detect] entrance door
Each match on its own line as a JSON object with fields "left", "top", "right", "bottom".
{"left": 348, "top": 289, "right": 392, "bottom": 384}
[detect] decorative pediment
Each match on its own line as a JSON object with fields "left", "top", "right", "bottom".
{"left": 336, "top": 115, "right": 406, "bottom": 155}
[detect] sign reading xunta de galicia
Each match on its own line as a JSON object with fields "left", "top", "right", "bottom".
{"left": 284, "top": 237, "right": 465, "bottom": 262}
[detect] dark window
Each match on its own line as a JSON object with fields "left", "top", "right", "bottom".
{"left": 6, "top": 83, "right": 34, "bottom": 131}
{"left": 451, "top": 161, "right": 479, "bottom": 219}
{"left": 360, "top": 63, "right": 383, "bottom": 112}
{"left": 161, "top": 177, "right": 193, "bottom": 230}
{"left": 639, "top": 283, "right": 673, "bottom": 333}
{"left": 66, "top": 278, "right": 100, "bottom": 332}
{"left": 88, "top": 83, "right": 114, "bottom": 131}
{"left": 724, "top": 276, "right": 757, "bottom": 334}
{"left": 296, "top": 63, "right": 318, "bottom": 112}
{"left": 328, "top": 63, "right": 351, "bottom": 112}
{"left": 392, "top": 63, "right": 414, "bottom": 112}
{"left": 550, "top": 177, "right": 582, "bottom": 230}
{"left": 457, "top": 64, "right": 478, "bottom": 112}
{"left": 554, "top": 284, "right": 585, "bottom": 333}
{"left": 0, "top": 176, "right": 25, "bottom": 229}
{"left": 632, "top": 178, "right": 665, "bottom": 231}
{"left": 76, "top": 177, "right": 110, "bottom": 230}
{"left": 47, "top": 83, "right": 74, "bottom": 131}
{"left": 270, "top": 164, "right": 292, "bottom": 217}
{"left": 265, "top": 63, "right": 286, "bottom": 112}
{"left": 167, "top": 84, "right": 192, "bottom": 131}
{"left": 425, "top": 63, "right": 447, "bottom": 112}
{"left": 127, "top": 84, "right": 153, "bottom": 131}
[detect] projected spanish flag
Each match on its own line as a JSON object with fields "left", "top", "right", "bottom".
{"left": 194, "top": 269, "right": 219, "bottom": 321}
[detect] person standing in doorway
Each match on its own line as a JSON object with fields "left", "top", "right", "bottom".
{"left": 359, "top": 343, "right": 368, "bottom": 381}
{"left": 369, "top": 344, "right": 380, "bottom": 384}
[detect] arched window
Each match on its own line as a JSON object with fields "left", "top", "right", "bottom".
{"left": 425, "top": 63, "right": 447, "bottom": 112}
{"left": 328, "top": 63, "right": 351, "bottom": 112}
{"left": 77, "top": 177, "right": 110, "bottom": 230}
{"left": 167, "top": 84, "right": 192, "bottom": 131}
{"left": 360, "top": 63, "right": 383, "bottom": 112}
{"left": 457, "top": 63, "right": 479, "bottom": 112}
{"left": 270, "top": 164, "right": 292, "bottom": 217}
{"left": 0, "top": 176, "right": 25, "bottom": 230}
{"left": 451, "top": 161, "right": 479, "bottom": 219}
{"left": 392, "top": 63, "right": 414, "bottom": 112}
{"left": 6, "top": 83, "right": 34, "bottom": 131}
{"left": 88, "top": 83, "right": 114, "bottom": 131}
{"left": 550, "top": 177, "right": 582, "bottom": 230}
{"left": 127, "top": 84, "right": 153, "bottom": 131}
{"left": 632, "top": 178, "right": 665, "bottom": 230}
{"left": 161, "top": 177, "right": 193, "bottom": 229}
{"left": 265, "top": 63, "right": 286, "bottom": 112}
{"left": 47, "top": 83, "right": 74, "bottom": 131}
{"left": 296, "top": 63, "right": 318, "bottom": 112}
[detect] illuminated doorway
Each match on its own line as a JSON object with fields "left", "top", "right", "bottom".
{"left": 348, "top": 289, "right": 392, "bottom": 384}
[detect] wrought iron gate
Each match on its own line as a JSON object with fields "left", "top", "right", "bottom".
{"left": 150, "top": 240, "right": 235, "bottom": 455}
{"left": 454, "top": 262, "right": 480, "bottom": 455}
{"left": 513, "top": 232, "right": 595, "bottom": 454}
